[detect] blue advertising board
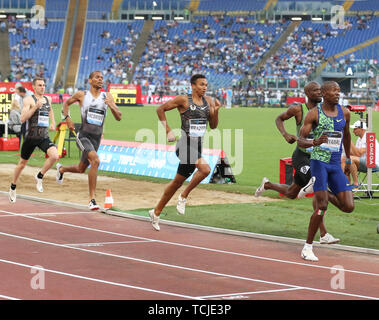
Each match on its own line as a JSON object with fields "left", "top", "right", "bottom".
{"left": 97, "top": 140, "right": 223, "bottom": 184}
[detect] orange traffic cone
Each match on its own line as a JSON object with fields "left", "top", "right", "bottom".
{"left": 104, "top": 189, "right": 113, "bottom": 210}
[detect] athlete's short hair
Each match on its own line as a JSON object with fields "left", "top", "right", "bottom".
{"left": 190, "top": 74, "right": 206, "bottom": 85}
{"left": 32, "top": 77, "right": 45, "bottom": 85}
{"left": 321, "top": 81, "right": 339, "bottom": 92}
{"left": 89, "top": 70, "right": 102, "bottom": 79}
{"left": 16, "top": 86, "right": 26, "bottom": 93}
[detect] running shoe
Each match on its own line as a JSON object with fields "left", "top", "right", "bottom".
{"left": 298, "top": 176, "right": 316, "bottom": 198}
{"left": 35, "top": 174, "right": 43, "bottom": 193}
{"left": 176, "top": 194, "right": 187, "bottom": 215}
{"left": 301, "top": 247, "right": 319, "bottom": 262}
{"left": 320, "top": 233, "right": 340, "bottom": 244}
{"left": 149, "top": 209, "right": 160, "bottom": 231}
{"left": 255, "top": 177, "right": 269, "bottom": 197}
{"left": 56, "top": 163, "right": 64, "bottom": 185}
{"left": 88, "top": 199, "right": 99, "bottom": 211}
{"left": 9, "top": 187, "right": 16, "bottom": 203}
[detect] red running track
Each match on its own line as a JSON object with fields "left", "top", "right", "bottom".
{"left": 0, "top": 194, "right": 378, "bottom": 300}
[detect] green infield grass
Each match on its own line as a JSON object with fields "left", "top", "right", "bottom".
{"left": 1, "top": 104, "right": 378, "bottom": 249}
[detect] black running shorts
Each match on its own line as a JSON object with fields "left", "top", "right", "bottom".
{"left": 21, "top": 137, "right": 55, "bottom": 160}
{"left": 292, "top": 148, "right": 311, "bottom": 188}
{"left": 76, "top": 131, "right": 101, "bottom": 166}
{"left": 175, "top": 136, "right": 202, "bottom": 178}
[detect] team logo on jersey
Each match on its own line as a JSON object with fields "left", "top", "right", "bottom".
{"left": 190, "top": 104, "right": 196, "bottom": 111}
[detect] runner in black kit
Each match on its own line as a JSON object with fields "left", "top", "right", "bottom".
{"left": 255, "top": 82, "right": 320, "bottom": 199}
{"left": 9, "top": 77, "right": 59, "bottom": 203}
{"left": 148, "top": 74, "right": 222, "bottom": 231}
{"left": 56, "top": 71, "right": 122, "bottom": 210}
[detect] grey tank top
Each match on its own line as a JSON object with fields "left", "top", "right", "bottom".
{"left": 80, "top": 90, "right": 108, "bottom": 137}
{"left": 25, "top": 95, "right": 50, "bottom": 139}
{"left": 180, "top": 94, "right": 210, "bottom": 138}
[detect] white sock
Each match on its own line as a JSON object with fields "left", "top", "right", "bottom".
{"left": 304, "top": 243, "right": 313, "bottom": 250}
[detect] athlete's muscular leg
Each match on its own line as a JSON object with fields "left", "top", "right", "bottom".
{"left": 40, "top": 146, "right": 59, "bottom": 175}
{"left": 311, "top": 195, "right": 328, "bottom": 237}
{"left": 154, "top": 173, "right": 187, "bottom": 215}
{"left": 327, "top": 190, "right": 354, "bottom": 213}
{"left": 87, "top": 151, "right": 100, "bottom": 201}
{"left": 12, "top": 158, "right": 28, "bottom": 185}
{"left": 264, "top": 182, "right": 301, "bottom": 199}
{"left": 306, "top": 190, "right": 328, "bottom": 244}
{"left": 59, "top": 160, "right": 88, "bottom": 174}
{"left": 181, "top": 158, "right": 211, "bottom": 199}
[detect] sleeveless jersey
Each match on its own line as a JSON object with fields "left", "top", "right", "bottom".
{"left": 310, "top": 103, "right": 345, "bottom": 164}
{"left": 180, "top": 94, "right": 210, "bottom": 138}
{"left": 25, "top": 95, "right": 50, "bottom": 139}
{"left": 80, "top": 91, "right": 107, "bottom": 136}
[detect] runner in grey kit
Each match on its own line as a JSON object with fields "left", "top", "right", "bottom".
{"left": 9, "top": 77, "right": 59, "bottom": 203}
{"left": 57, "top": 71, "right": 122, "bottom": 210}
{"left": 148, "top": 74, "right": 222, "bottom": 231}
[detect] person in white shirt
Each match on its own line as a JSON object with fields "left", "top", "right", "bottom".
{"left": 342, "top": 120, "right": 379, "bottom": 187}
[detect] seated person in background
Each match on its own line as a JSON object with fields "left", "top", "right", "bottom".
{"left": 8, "top": 97, "right": 22, "bottom": 141}
{"left": 342, "top": 120, "right": 379, "bottom": 188}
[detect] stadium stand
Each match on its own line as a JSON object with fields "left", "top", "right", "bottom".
{"left": 0, "top": 0, "right": 376, "bottom": 101}
{"left": 350, "top": 0, "right": 379, "bottom": 11}
{"left": 8, "top": 17, "right": 65, "bottom": 89}
{"left": 76, "top": 20, "right": 144, "bottom": 89}
{"left": 133, "top": 16, "right": 289, "bottom": 90}
{"left": 45, "top": 0, "right": 69, "bottom": 18}
{"left": 87, "top": 0, "right": 113, "bottom": 20}
{"left": 261, "top": 15, "right": 379, "bottom": 80}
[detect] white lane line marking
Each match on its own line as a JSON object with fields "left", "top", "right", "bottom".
{"left": 0, "top": 210, "right": 90, "bottom": 217}
{"left": 0, "top": 231, "right": 378, "bottom": 300}
{"left": 0, "top": 294, "right": 20, "bottom": 300}
{"left": 0, "top": 258, "right": 199, "bottom": 300}
{"left": 67, "top": 240, "right": 156, "bottom": 247}
{"left": 198, "top": 287, "right": 302, "bottom": 299}
{"left": 1, "top": 209, "right": 378, "bottom": 279}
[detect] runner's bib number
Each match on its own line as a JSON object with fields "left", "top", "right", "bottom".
{"left": 189, "top": 119, "right": 207, "bottom": 137}
{"left": 87, "top": 107, "right": 105, "bottom": 126}
{"left": 320, "top": 131, "right": 342, "bottom": 152}
{"left": 37, "top": 110, "right": 49, "bottom": 127}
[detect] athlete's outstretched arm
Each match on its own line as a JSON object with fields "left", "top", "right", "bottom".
{"left": 62, "top": 91, "right": 84, "bottom": 131}
{"left": 156, "top": 95, "right": 187, "bottom": 142}
{"left": 105, "top": 92, "right": 122, "bottom": 121}
{"left": 275, "top": 104, "right": 300, "bottom": 144}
